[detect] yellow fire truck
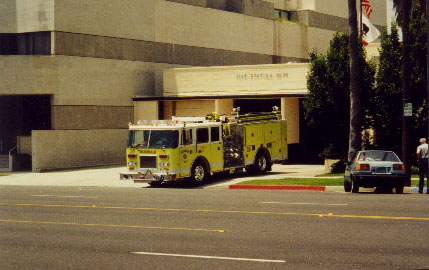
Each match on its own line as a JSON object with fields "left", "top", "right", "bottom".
{"left": 120, "top": 107, "right": 288, "bottom": 186}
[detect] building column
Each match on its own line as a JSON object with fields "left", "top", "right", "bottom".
{"left": 281, "top": 97, "right": 300, "bottom": 144}
{"left": 134, "top": 101, "right": 159, "bottom": 121}
{"left": 215, "top": 99, "right": 234, "bottom": 115}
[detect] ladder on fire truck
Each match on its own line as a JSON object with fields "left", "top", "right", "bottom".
{"left": 229, "top": 106, "right": 282, "bottom": 123}
{"left": 171, "top": 107, "right": 282, "bottom": 125}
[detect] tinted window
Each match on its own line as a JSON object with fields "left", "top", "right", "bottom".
{"left": 197, "top": 128, "right": 209, "bottom": 143}
{"left": 211, "top": 127, "right": 220, "bottom": 142}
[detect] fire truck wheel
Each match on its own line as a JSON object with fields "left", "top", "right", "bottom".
{"left": 191, "top": 162, "right": 208, "bottom": 184}
{"left": 255, "top": 152, "right": 270, "bottom": 173}
{"left": 148, "top": 181, "right": 162, "bottom": 187}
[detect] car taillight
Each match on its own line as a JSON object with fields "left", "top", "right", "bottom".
{"left": 159, "top": 155, "right": 168, "bottom": 159}
{"left": 393, "top": 164, "right": 405, "bottom": 171}
{"left": 128, "top": 154, "right": 137, "bottom": 159}
{"left": 356, "top": 163, "right": 370, "bottom": 170}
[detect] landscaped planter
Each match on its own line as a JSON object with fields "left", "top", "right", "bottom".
{"left": 324, "top": 158, "right": 341, "bottom": 173}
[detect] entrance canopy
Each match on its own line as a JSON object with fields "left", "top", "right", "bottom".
{"left": 162, "top": 63, "right": 309, "bottom": 98}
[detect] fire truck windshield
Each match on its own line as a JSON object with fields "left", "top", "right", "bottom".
{"left": 128, "top": 130, "right": 179, "bottom": 149}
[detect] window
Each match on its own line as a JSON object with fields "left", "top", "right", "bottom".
{"left": 182, "top": 129, "right": 193, "bottom": 145}
{"left": 211, "top": 127, "right": 220, "bottom": 142}
{"left": 0, "top": 32, "right": 51, "bottom": 55}
{"left": 197, "top": 128, "right": 209, "bottom": 144}
{"left": 128, "top": 130, "right": 179, "bottom": 149}
{"left": 273, "top": 9, "right": 292, "bottom": 21}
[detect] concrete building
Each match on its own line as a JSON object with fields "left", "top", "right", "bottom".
{"left": 0, "top": 0, "right": 386, "bottom": 172}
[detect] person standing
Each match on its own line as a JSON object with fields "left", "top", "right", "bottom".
{"left": 416, "top": 138, "right": 429, "bottom": 193}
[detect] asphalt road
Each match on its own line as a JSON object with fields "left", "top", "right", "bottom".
{"left": 1, "top": 185, "right": 428, "bottom": 270}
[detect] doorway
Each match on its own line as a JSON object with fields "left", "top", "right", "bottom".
{"left": 0, "top": 95, "right": 51, "bottom": 154}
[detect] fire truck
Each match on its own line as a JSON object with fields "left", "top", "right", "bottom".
{"left": 120, "top": 107, "right": 288, "bottom": 186}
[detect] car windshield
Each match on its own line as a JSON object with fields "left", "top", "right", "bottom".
{"left": 357, "top": 151, "right": 400, "bottom": 162}
{"left": 128, "top": 130, "right": 179, "bottom": 149}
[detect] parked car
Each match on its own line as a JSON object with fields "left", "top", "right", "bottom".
{"left": 344, "top": 150, "right": 406, "bottom": 193}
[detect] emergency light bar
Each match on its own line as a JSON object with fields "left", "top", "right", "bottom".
{"left": 135, "top": 120, "right": 179, "bottom": 126}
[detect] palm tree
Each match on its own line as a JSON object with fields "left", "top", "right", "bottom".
{"left": 347, "top": 0, "right": 361, "bottom": 162}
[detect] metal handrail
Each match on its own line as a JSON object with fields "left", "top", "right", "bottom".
{"left": 8, "top": 145, "right": 17, "bottom": 157}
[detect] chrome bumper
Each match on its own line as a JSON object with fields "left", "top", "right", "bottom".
{"left": 120, "top": 170, "right": 176, "bottom": 183}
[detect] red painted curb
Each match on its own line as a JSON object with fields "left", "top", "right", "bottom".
{"left": 229, "top": 185, "right": 326, "bottom": 191}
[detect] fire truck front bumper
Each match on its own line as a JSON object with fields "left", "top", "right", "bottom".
{"left": 120, "top": 170, "right": 177, "bottom": 183}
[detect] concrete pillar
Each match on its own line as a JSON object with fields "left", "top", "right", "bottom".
{"left": 215, "top": 99, "right": 234, "bottom": 115}
{"left": 281, "top": 97, "right": 300, "bottom": 144}
{"left": 134, "top": 101, "right": 159, "bottom": 121}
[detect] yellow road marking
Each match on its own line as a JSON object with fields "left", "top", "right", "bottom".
{"left": 1, "top": 202, "right": 428, "bottom": 222}
{"left": 0, "top": 219, "right": 226, "bottom": 233}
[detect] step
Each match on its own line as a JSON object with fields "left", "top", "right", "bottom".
{"left": 0, "top": 154, "right": 10, "bottom": 169}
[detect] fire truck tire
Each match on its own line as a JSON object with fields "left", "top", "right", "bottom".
{"left": 191, "top": 162, "right": 209, "bottom": 184}
{"left": 255, "top": 151, "right": 270, "bottom": 174}
{"left": 148, "top": 181, "right": 162, "bottom": 187}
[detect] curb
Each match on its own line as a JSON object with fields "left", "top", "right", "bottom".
{"left": 228, "top": 185, "right": 418, "bottom": 193}
{"left": 229, "top": 185, "right": 326, "bottom": 191}
{"left": 411, "top": 187, "right": 428, "bottom": 193}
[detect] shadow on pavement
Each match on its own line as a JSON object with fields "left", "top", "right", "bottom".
{"left": 145, "top": 170, "right": 280, "bottom": 189}
{"left": 356, "top": 187, "right": 409, "bottom": 194}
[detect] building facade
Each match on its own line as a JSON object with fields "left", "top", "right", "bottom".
{"left": 0, "top": 0, "right": 386, "bottom": 171}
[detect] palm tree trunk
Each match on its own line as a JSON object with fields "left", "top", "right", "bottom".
{"left": 348, "top": 0, "right": 362, "bottom": 162}
{"left": 401, "top": 0, "right": 412, "bottom": 185}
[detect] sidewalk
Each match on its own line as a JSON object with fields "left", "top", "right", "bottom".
{"left": 0, "top": 164, "right": 422, "bottom": 193}
{"left": 0, "top": 166, "right": 147, "bottom": 188}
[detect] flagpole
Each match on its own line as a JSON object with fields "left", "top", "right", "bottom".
{"left": 359, "top": 0, "right": 363, "bottom": 41}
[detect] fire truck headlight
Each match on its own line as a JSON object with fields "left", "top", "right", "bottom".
{"left": 159, "top": 162, "right": 169, "bottom": 167}
{"left": 128, "top": 161, "right": 137, "bottom": 166}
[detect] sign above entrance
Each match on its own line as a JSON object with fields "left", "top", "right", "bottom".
{"left": 236, "top": 72, "right": 289, "bottom": 81}
{"left": 163, "top": 63, "right": 309, "bottom": 97}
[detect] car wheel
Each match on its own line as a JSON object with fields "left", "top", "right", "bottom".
{"left": 395, "top": 184, "right": 404, "bottom": 194}
{"left": 191, "top": 162, "right": 208, "bottom": 184}
{"left": 344, "top": 179, "right": 352, "bottom": 192}
{"left": 351, "top": 179, "right": 359, "bottom": 193}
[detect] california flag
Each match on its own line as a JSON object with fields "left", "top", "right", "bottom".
{"left": 361, "top": 13, "right": 381, "bottom": 45}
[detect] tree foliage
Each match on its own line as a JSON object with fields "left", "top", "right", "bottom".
{"left": 408, "top": 2, "right": 428, "bottom": 145}
{"left": 303, "top": 32, "right": 376, "bottom": 159}
{"left": 369, "top": 2, "right": 427, "bottom": 160}
{"left": 303, "top": 1, "right": 426, "bottom": 162}
{"left": 369, "top": 23, "right": 402, "bottom": 153}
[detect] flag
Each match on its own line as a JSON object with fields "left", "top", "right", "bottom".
{"left": 361, "top": 13, "right": 380, "bottom": 45}
{"left": 361, "top": 0, "right": 373, "bottom": 18}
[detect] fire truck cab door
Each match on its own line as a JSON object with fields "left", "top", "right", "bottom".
{"left": 195, "top": 127, "right": 211, "bottom": 165}
{"left": 179, "top": 128, "right": 196, "bottom": 178}
{"left": 209, "top": 126, "right": 223, "bottom": 172}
